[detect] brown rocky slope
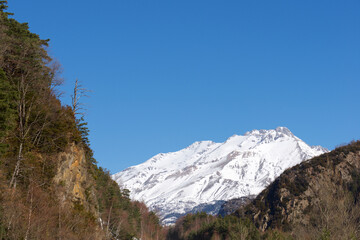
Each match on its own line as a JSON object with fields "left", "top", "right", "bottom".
{"left": 236, "top": 140, "right": 360, "bottom": 238}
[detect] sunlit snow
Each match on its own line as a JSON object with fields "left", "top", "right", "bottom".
{"left": 112, "top": 127, "right": 327, "bottom": 225}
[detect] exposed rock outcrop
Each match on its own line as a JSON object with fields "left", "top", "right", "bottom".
{"left": 218, "top": 195, "right": 255, "bottom": 216}
{"left": 54, "top": 143, "right": 98, "bottom": 216}
{"left": 237, "top": 141, "right": 360, "bottom": 232}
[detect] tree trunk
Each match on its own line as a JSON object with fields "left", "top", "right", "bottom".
{"left": 9, "top": 142, "right": 23, "bottom": 189}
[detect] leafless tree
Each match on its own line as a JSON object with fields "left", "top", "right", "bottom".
{"left": 293, "top": 186, "right": 360, "bottom": 239}
{"left": 71, "top": 78, "right": 91, "bottom": 118}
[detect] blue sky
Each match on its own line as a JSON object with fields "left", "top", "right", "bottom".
{"left": 8, "top": 0, "right": 360, "bottom": 173}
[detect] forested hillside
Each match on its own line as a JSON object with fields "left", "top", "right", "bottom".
{"left": 0, "top": 1, "right": 163, "bottom": 239}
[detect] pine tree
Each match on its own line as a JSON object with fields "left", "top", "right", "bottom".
{"left": 0, "top": 4, "right": 56, "bottom": 188}
{"left": 0, "top": 68, "right": 16, "bottom": 156}
{"left": 0, "top": 1, "right": 8, "bottom": 12}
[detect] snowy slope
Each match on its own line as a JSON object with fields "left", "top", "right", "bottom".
{"left": 112, "top": 127, "right": 327, "bottom": 225}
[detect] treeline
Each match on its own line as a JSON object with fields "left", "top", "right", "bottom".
{"left": 166, "top": 212, "right": 291, "bottom": 240}
{"left": 0, "top": 1, "right": 163, "bottom": 239}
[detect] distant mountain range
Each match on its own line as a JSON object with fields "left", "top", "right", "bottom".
{"left": 112, "top": 127, "right": 328, "bottom": 225}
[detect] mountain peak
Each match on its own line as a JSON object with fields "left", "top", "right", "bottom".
{"left": 244, "top": 127, "right": 294, "bottom": 139}
{"left": 112, "top": 127, "right": 327, "bottom": 225}
{"left": 275, "top": 126, "right": 293, "bottom": 136}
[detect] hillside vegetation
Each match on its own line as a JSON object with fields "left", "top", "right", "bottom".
{"left": 0, "top": 2, "right": 163, "bottom": 239}
{"left": 168, "top": 141, "right": 360, "bottom": 240}
{"left": 238, "top": 140, "right": 360, "bottom": 239}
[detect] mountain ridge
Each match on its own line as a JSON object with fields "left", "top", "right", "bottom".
{"left": 235, "top": 140, "right": 360, "bottom": 238}
{"left": 113, "top": 127, "right": 328, "bottom": 225}
{"left": 167, "top": 141, "right": 360, "bottom": 240}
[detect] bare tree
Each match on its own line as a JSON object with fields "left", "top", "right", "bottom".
{"left": 47, "top": 59, "right": 64, "bottom": 98}
{"left": 292, "top": 186, "right": 360, "bottom": 239}
{"left": 71, "top": 78, "right": 91, "bottom": 118}
{"left": 9, "top": 70, "right": 38, "bottom": 189}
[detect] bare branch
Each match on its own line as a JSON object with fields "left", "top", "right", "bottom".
{"left": 71, "top": 78, "right": 91, "bottom": 118}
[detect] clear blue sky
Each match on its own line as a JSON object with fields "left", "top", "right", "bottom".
{"left": 8, "top": 0, "right": 360, "bottom": 173}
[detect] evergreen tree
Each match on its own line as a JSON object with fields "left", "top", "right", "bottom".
{"left": 0, "top": 68, "right": 16, "bottom": 156}
{"left": 0, "top": 1, "right": 8, "bottom": 12}
{"left": 0, "top": 2, "right": 55, "bottom": 188}
{"left": 0, "top": 2, "right": 165, "bottom": 239}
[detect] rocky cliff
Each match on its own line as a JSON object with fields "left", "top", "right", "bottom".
{"left": 218, "top": 195, "right": 255, "bottom": 216}
{"left": 54, "top": 143, "right": 99, "bottom": 218}
{"left": 237, "top": 141, "right": 360, "bottom": 238}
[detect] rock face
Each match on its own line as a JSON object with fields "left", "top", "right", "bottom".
{"left": 218, "top": 195, "right": 255, "bottom": 216}
{"left": 239, "top": 141, "right": 360, "bottom": 232}
{"left": 113, "top": 127, "right": 327, "bottom": 225}
{"left": 54, "top": 144, "right": 98, "bottom": 216}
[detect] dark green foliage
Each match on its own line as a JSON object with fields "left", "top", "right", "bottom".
{"left": 0, "top": 0, "right": 67, "bottom": 157}
{"left": 167, "top": 212, "right": 261, "bottom": 240}
{"left": 76, "top": 116, "right": 90, "bottom": 146}
{"left": 0, "top": 68, "right": 16, "bottom": 156}
{"left": 170, "top": 213, "right": 292, "bottom": 240}
{"left": 288, "top": 176, "right": 309, "bottom": 197}
{"left": 85, "top": 139, "right": 162, "bottom": 238}
{"left": 92, "top": 166, "right": 129, "bottom": 212}
{"left": 0, "top": 1, "right": 8, "bottom": 12}
{"left": 241, "top": 178, "right": 292, "bottom": 231}
{"left": 0, "top": 4, "right": 164, "bottom": 239}
{"left": 348, "top": 169, "right": 360, "bottom": 203}
{"left": 36, "top": 105, "right": 79, "bottom": 153}
{"left": 72, "top": 109, "right": 163, "bottom": 238}
{"left": 73, "top": 200, "right": 96, "bottom": 223}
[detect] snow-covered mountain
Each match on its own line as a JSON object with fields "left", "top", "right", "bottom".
{"left": 112, "top": 127, "right": 327, "bottom": 225}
